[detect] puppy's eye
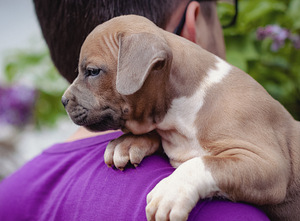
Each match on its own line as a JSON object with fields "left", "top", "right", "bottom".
{"left": 86, "top": 68, "right": 101, "bottom": 77}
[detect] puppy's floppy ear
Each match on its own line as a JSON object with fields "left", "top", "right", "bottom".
{"left": 117, "top": 32, "right": 171, "bottom": 95}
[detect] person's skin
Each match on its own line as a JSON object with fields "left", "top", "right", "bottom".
{"left": 67, "top": 1, "right": 226, "bottom": 142}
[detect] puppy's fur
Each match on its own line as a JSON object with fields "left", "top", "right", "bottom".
{"left": 63, "top": 15, "right": 300, "bottom": 221}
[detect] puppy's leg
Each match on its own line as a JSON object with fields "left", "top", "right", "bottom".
{"left": 146, "top": 157, "right": 218, "bottom": 221}
{"left": 203, "top": 151, "right": 289, "bottom": 205}
{"left": 104, "top": 131, "right": 161, "bottom": 170}
{"left": 146, "top": 141, "right": 290, "bottom": 221}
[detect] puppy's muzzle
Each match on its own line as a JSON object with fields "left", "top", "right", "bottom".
{"left": 61, "top": 93, "right": 125, "bottom": 132}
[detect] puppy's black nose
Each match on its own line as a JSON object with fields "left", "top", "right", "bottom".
{"left": 61, "top": 96, "right": 69, "bottom": 107}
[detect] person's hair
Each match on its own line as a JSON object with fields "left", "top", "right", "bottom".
{"left": 33, "top": 0, "right": 187, "bottom": 83}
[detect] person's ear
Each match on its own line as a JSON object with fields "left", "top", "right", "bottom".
{"left": 181, "top": 1, "right": 201, "bottom": 43}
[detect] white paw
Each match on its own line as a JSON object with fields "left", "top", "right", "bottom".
{"left": 104, "top": 132, "right": 160, "bottom": 170}
{"left": 146, "top": 177, "right": 198, "bottom": 221}
{"left": 146, "top": 158, "right": 219, "bottom": 221}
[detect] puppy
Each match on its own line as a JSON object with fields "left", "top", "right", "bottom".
{"left": 62, "top": 15, "right": 300, "bottom": 221}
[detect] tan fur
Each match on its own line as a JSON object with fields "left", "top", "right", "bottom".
{"left": 63, "top": 15, "right": 300, "bottom": 220}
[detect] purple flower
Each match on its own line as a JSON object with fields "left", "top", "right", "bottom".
{"left": 256, "top": 27, "right": 268, "bottom": 40}
{"left": 0, "top": 84, "right": 36, "bottom": 127}
{"left": 256, "top": 25, "right": 299, "bottom": 52}
{"left": 290, "top": 34, "right": 300, "bottom": 49}
{"left": 271, "top": 38, "right": 285, "bottom": 52}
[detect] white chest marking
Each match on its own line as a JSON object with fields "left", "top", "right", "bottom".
{"left": 157, "top": 57, "right": 231, "bottom": 165}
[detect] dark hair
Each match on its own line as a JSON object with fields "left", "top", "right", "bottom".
{"left": 33, "top": 0, "right": 184, "bottom": 83}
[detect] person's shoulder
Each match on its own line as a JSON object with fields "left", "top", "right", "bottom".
{"left": 190, "top": 198, "right": 270, "bottom": 221}
{"left": 0, "top": 131, "right": 122, "bottom": 197}
{"left": 44, "top": 130, "right": 122, "bottom": 155}
{"left": 0, "top": 131, "right": 122, "bottom": 220}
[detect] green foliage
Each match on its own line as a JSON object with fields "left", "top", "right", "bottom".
{"left": 218, "top": 0, "right": 300, "bottom": 120}
{"left": 3, "top": 48, "right": 69, "bottom": 128}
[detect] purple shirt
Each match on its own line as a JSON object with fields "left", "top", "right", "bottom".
{"left": 0, "top": 131, "right": 269, "bottom": 220}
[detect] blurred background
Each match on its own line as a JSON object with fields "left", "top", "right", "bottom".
{"left": 0, "top": 0, "right": 78, "bottom": 180}
{"left": 0, "top": 0, "right": 299, "bottom": 180}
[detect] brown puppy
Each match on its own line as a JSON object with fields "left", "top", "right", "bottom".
{"left": 62, "top": 15, "right": 300, "bottom": 221}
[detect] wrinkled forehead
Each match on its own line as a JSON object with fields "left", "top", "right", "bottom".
{"left": 79, "top": 15, "right": 163, "bottom": 70}
{"left": 81, "top": 15, "right": 161, "bottom": 51}
{"left": 79, "top": 29, "right": 119, "bottom": 70}
{"left": 82, "top": 23, "right": 119, "bottom": 51}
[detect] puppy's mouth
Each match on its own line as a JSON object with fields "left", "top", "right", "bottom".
{"left": 68, "top": 106, "right": 124, "bottom": 132}
{"left": 85, "top": 115, "right": 124, "bottom": 132}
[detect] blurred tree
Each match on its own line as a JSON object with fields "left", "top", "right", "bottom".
{"left": 3, "top": 48, "right": 68, "bottom": 128}
{"left": 219, "top": 0, "right": 300, "bottom": 120}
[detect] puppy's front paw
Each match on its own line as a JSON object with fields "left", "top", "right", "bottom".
{"left": 104, "top": 131, "right": 160, "bottom": 170}
{"left": 146, "top": 158, "right": 219, "bottom": 221}
{"left": 146, "top": 174, "right": 198, "bottom": 221}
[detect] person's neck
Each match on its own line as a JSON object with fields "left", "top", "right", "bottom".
{"left": 66, "top": 127, "right": 120, "bottom": 142}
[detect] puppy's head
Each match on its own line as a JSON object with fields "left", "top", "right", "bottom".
{"left": 62, "top": 15, "right": 172, "bottom": 132}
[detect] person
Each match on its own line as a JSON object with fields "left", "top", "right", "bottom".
{"left": 0, "top": 0, "right": 270, "bottom": 220}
